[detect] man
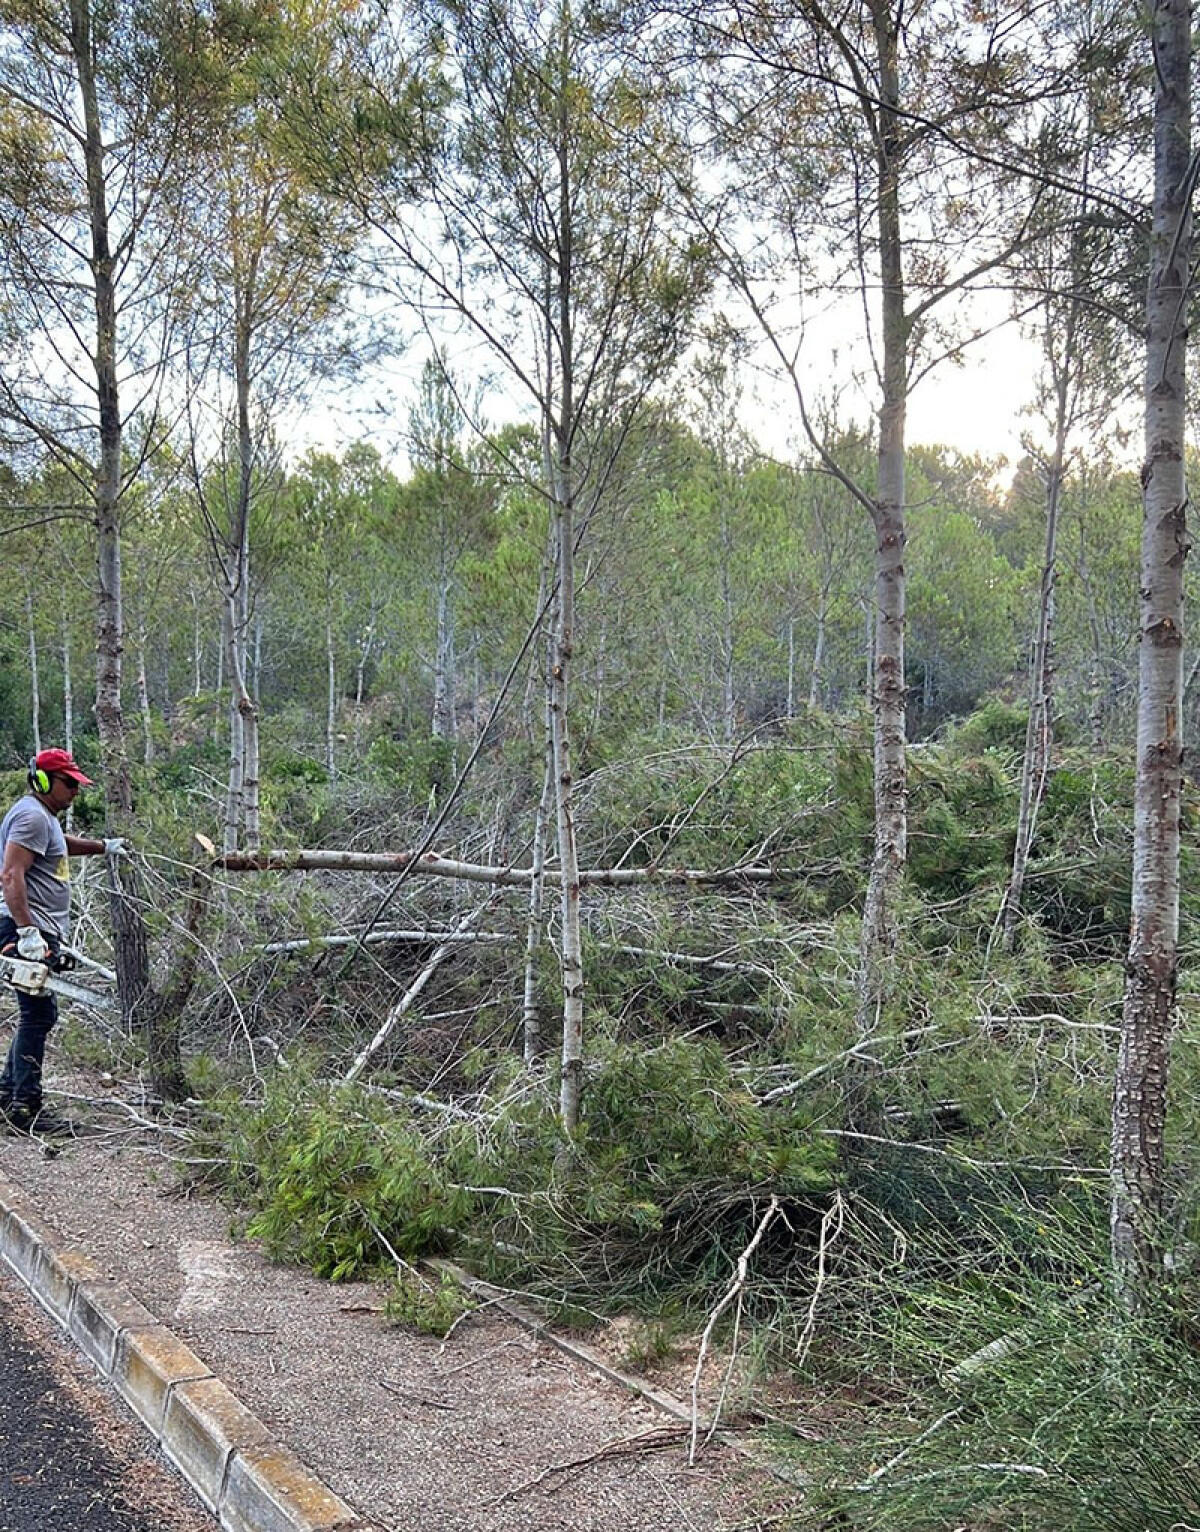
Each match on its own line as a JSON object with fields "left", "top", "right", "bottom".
{"left": 0, "top": 749, "right": 126, "bottom": 1135}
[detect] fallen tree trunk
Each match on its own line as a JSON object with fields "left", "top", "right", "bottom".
{"left": 261, "top": 929, "right": 513, "bottom": 954}
{"left": 216, "top": 848, "right": 801, "bottom": 886}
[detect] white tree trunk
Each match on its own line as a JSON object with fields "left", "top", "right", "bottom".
{"left": 1002, "top": 424, "right": 1065, "bottom": 953}
{"left": 552, "top": 489, "right": 585, "bottom": 1130}
{"left": 1111, "top": 0, "right": 1192, "bottom": 1307}
{"left": 720, "top": 505, "right": 735, "bottom": 746}
{"left": 853, "top": 0, "right": 907, "bottom": 1089}
{"left": 432, "top": 574, "right": 455, "bottom": 741}
{"left": 212, "top": 619, "right": 224, "bottom": 743}
{"left": 60, "top": 610, "right": 73, "bottom": 755}
{"left": 325, "top": 595, "right": 338, "bottom": 782}
{"left": 523, "top": 640, "right": 555, "bottom": 1064}
{"left": 222, "top": 332, "right": 262, "bottom": 852}
{"left": 25, "top": 589, "right": 41, "bottom": 755}
{"left": 136, "top": 614, "right": 154, "bottom": 765}
{"left": 222, "top": 603, "right": 243, "bottom": 855}
{"left": 809, "top": 596, "right": 828, "bottom": 711}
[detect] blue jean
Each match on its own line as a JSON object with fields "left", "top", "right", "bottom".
{"left": 0, "top": 916, "right": 59, "bottom": 1115}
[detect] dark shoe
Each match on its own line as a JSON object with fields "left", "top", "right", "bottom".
{"left": 18, "top": 1106, "right": 74, "bottom": 1137}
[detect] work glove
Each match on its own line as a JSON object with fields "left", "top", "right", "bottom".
{"left": 103, "top": 837, "right": 130, "bottom": 858}
{"left": 15, "top": 927, "right": 49, "bottom": 963}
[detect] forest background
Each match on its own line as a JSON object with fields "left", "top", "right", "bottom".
{"left": 0, "top": 0, "right": 1197, "bottom": 1526}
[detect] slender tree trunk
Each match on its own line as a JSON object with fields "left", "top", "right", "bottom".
{"left": 809, "top": 596, "right": 828, "bottom": 710}
{"left": 524, "top": 657, "right": 555, "bottom": 1065}
{"left": 253, "top": 612, "right": 263, "bottom": 703}
{"left": 325, "top": 585, "right": 337, "bottom": 782}
{"left": 551, "top": 482, "right": 584, "bottom": 1130}
{"left": 853, "top": 0, "right": 907, "bottom": 1110}
{"left": 786, "top": 616, "right": 796, "bottom": 718}
{"left": 223, "top": 606, "right": 244, "bottom": 854}
{"left": 720, "top": 503, "right": 735, "bottom": 746}
{"left": 1077, "top": 520, "right": 1107, "bottom": 751}
{"left": 212, "top": 615, "right": 224, "bottom": 743}
{"left": 552, "top": 66, "right": 585, "bottom": 1134}
{"left": 70, "top": 0, "right": 184, "bottom": 1102}
{"left": 224, "top": 309, "right": 261, "bottom": 851}
{"left": 1111, "top": 0, "right": 1192, "bottom": 1308}
{"left": 60, "top": 611, "right": 73, "bottom": 755}
{"left": 432, "top": 571, "right": 455, "bottom": 741}
{"left": 353, "top": 605, "right": 376, "bottom": 756}
{"left": 25, "top": 589, "right": 41, "bottom": 755}
{"left": 136, "top": 614, "right": 154, "bottom": 765}
{"left": 60, "top": 610, "right": 74, "bottom": 832}
{"left": 192, "top": 601, "right": 203, "bottom": 698}
{"left": 1003, "top": 134, "right": 1098, "bottom": 953}
{"left": 1002, "top": 429, "right": 1065, "bottom": 953}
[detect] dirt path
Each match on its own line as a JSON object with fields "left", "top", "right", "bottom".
{"left": 0, "top": 1112, "right": 791, "bottom": 1532}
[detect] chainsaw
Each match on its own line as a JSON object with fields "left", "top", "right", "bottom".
{"left": 0, "top": 951, "right": 117, "bottom": 1013}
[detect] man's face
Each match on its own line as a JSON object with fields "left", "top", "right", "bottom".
{"left": 46, "top": 774, "right": 81, "bottom": 812}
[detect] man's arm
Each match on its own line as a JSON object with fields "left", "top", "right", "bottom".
{"left": 65, "top": 835, "right": 105, "bottom": 856}
{"left": 1, "top": 841, "right": 38, "bottom": 928}
{"left": 65, "top": 835, "right": 127, "bottom": 857}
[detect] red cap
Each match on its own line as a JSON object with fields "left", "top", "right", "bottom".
{"left": 34, "top": 748, "right": 95, "bottom": 786}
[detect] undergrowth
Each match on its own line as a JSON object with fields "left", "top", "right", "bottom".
{"left": 194, "top": 1036, "right": 837, "bottom": 1315}
{"left": 792, "top": 1181, "right": 1200, "bottom": 1532}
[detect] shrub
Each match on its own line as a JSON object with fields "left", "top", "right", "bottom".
{"left": 199, "top": 1073, "right": 472, "bottom": 1282}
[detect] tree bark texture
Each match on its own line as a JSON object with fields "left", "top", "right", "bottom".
{"left": 60, "top": 612, "right": 73, "bottom": 754}
{"left": 853, "top": 0, "right": 907, "bottom": 1087}
{"left": 222, "top": 301, "right": 262, "bottom": 852}
{"left": 216, "top": 847, "right": 802, "bottom": 884}
{"left": 523, "top": 645, "right": 555, "bottom": 1065}
{"left": 25, "top": 590, "right": 41, "bottom": 755}
{"left": 70, "top": 0, "right": 184, "bottom": 1102}
{"left": 1111, "top": 0, "right": 1191, "bottom": 1307}
{"left": 1002, "top": 415, "right": 1065, "bottom": 952}
{"left": 432, "top": 572, "right": 456, "bottom": 742}
{"left": 552, "top": 442, "right": 585, "bottom": 1132}
{"left": 136, "top": 616, "right": 154, "bottom": 765}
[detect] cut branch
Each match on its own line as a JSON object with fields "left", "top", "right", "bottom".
{"left": 344, "top": 903, "right": 493, "bottom": 1083}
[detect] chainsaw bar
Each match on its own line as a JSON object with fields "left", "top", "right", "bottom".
{"left": 0, "top": 953, "right": 118, "bottom": 1013}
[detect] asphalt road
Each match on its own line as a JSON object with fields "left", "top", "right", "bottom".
{"left": 0, "top": 1275, "right": 214, "bottom": 1532}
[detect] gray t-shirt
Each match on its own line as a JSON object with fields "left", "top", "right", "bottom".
{"left": 0, "top": 795, "right": 71, "bottom": 937}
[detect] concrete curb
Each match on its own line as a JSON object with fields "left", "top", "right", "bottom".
{"left": 0, "top": 1169, "right": 376, "bottom": 1532}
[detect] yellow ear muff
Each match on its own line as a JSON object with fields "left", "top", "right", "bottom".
{"left": 28, "top": 759, "right": 50, "bottom": 793}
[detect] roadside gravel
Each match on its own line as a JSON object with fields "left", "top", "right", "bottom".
{"left": 0, "top": 1097, "right": 794, "bottom": 1532}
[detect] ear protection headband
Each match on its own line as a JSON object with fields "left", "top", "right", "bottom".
{"left": 28, "top": 758, "right": 50, "bottom": 794}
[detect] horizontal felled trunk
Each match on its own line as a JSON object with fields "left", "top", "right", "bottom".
{"left": 215, "top": 848, "right": 801, "bottom": 885}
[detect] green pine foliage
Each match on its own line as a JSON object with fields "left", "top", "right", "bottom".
{"left": 797, "top": 1186, "right": 1200, "bottom": 1532}
{"left": 200, "top": 1073, "right": 473, "bottom": 1282}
